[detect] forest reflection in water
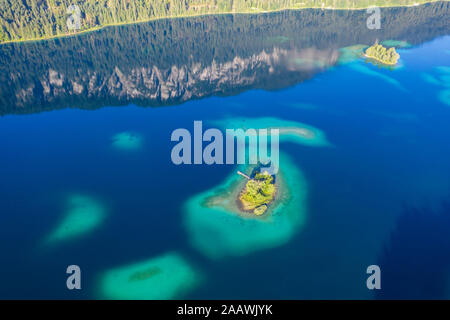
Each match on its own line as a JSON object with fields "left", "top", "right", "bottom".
{"left": 0, "top": 1, "right": 449, "bottom": 115}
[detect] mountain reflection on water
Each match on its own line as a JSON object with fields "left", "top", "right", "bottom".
{"left": 0, "top": 2, "right": 449, "bottom": 115}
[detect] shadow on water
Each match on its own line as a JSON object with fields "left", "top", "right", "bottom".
{"left": 376, "top": 200, "right": 450, "bottom": 299}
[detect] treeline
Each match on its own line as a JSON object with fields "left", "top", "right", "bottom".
{"left": 0, "top": 0, "right": 444, "bottom": 43}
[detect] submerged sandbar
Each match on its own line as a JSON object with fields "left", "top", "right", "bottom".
{"left": 211, "top": 117, "right": 330, "bottom": 147}
{"left": 184, "top": 152, "right": 308, "bottom": 259}
{"left": 238, "top": 170, "right": 276, "bottom": 216}
{"left": 45, "top": 193, "right": 106, "bottom": 245}
{"left": 99, "top": 252, "right": 200, "bottom": 299}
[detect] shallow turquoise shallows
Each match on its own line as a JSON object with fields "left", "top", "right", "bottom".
{"left": 184, "top": 152, "right": 307, "bottom": 259}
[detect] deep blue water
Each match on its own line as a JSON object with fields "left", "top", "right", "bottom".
{"left": 1, "top": 13, "right": 450, "bottom": 299}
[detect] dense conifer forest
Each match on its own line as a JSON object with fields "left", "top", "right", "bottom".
{"left": 0, "top": 0, "right": 444, "bottom": 43}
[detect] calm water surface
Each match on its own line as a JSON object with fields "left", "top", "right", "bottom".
{"left": 0, "top": 3, "right": 450, "bottom": 299}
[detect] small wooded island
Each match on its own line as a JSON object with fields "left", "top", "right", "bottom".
{"left": 364, "top": 42, "right": 400, "bottom": 65}
{"left": 238, "top": 170, "right": 276, "bottom": 216}
{"left": 0, "top": 0, "right": 439, "bottom": 44}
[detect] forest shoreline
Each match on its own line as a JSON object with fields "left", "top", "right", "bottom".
{"left": 0, "top": 1, "right": 439, "bottom": 46}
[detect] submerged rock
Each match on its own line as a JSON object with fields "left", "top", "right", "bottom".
{"left": 99, "top": 252, "right": 200, "bottom": 299}
{"left": 45, "top": 194, "right": 105, "bottom": 244}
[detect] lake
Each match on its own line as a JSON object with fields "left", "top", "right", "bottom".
{"left": 0, "top": 2, "right": 450, "bottom": 299}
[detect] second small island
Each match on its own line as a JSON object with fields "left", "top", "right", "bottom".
{"left": 364, "top": 42, "right": 400, "bottom": 65}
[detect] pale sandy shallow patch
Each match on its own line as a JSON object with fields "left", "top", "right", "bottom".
{"left": 338, "top": 45, "right": 367, "bottom": 65}
{"left": 183, "top": 152, "right": 308, "bottom": 259}
{"left": 111, "top": 131, "right": 143, "bottom": 151}
{"left": 44, "top": 194, "right": 106, "bottom": 245}
{"left": 182, "top": 117, "right": 329, "bottom": 259}
{"left": 211, "top": 116, "right": 330, "bottom": 147}
{"left": 98, "top": 252, "right": 200, "bottom": 299}
{"left": 285, "top": 102, "right": 318, "bottom": 110}
{"left": 349, "top": 64, "right": 405, "bottom": 90}
{"left": 438, "top": 89, "right": 450, "bottom": 106}
{"left": 422, "top": 73, "right": 442, "bottom": 86}
{"left": 381, "top": 40, "right": 412, "bottom": 48}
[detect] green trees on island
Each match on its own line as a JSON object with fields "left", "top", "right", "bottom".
{"left": 239, "top": 171, "right": 276, "bottom": 216}
{"left": 365, "top": 42, "right": 400, "bottom": 64}
{"left": 0, "top": 0, "right": 443, "bottom": 43}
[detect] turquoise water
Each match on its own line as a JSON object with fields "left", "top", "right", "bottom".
{"left": 184, "top": 152, "right": 308, "bottom": 260}
{"left": 0, "top": 4, "right": 450, "bottom": 299}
